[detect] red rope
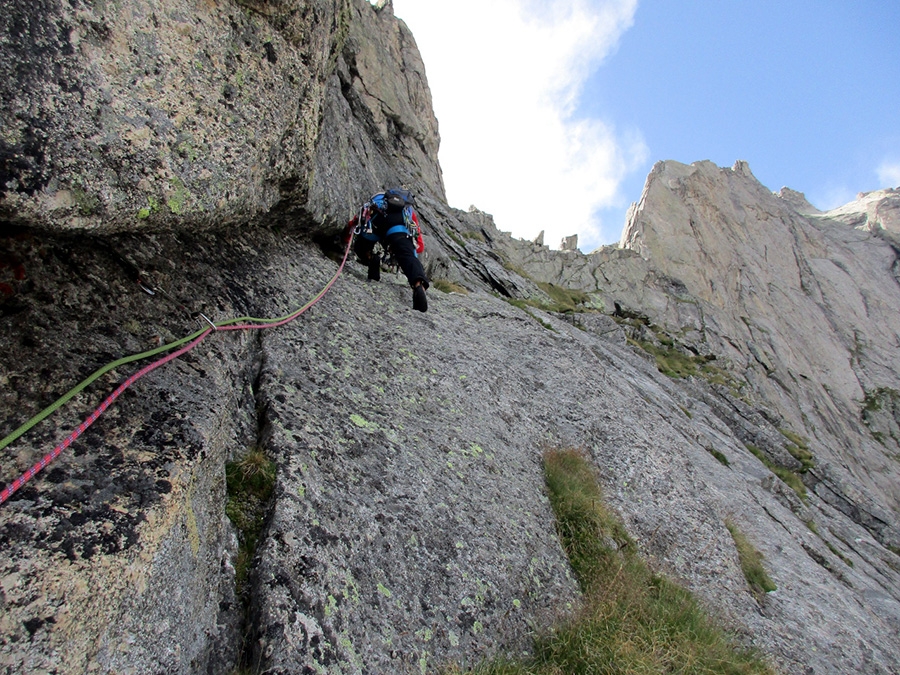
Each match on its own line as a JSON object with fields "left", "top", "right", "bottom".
{"left": 0, "top": 329, "right": 213, "bottom": 504}
{"left": 0, "top": 235, "right": 353, "bottom": 506}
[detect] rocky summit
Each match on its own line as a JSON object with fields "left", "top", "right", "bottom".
{"left": 2, "top": 1, "right": 899, "bottom": 674}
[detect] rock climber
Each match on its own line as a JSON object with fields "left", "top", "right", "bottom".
{"left": 346, "top": 188, "right": 429, "bottom": 312}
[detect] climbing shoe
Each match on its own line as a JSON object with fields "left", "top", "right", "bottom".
{"left": 367, "top": 253, "right": 381, "bottom": 281}
{"left": 413, "top": 284, "right": 428, "bottom": 312}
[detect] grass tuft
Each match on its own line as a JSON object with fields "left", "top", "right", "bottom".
{"left": 744, "top": 443, "right": 807, "bottom": 501}
{"left": 620, "top": 323, "right": 747, "bottom": 397}
{"left": 725, "top": 520, "right": 776, "bottom": 599}
{"left": 226, "top": 448, "right": 277, "bottom": 673}
{"left": 449, "top": 449, "right": 774, "bottom": 674}
{"left": 628, "top": 336, "right": 733, "bottom": 386}
{"left": 447, "top": 230, "right": 467, "bottom": 247}
{"left": 543, "top": 449, "right": 634, "bottom": 584}
{"left": 226, "top": 448, "right": 277, "bottom": 595}
{"left": 708, "top": 447, "right": 731, "bottom": 466}
{"left": 535, "top": 282, "right": 589, "bottom": 313}
{"left": 433, "top": 278, "right": 469, "bottom": 294}
{"left": 778, "top": 428, "right": 814, "bottom": 472}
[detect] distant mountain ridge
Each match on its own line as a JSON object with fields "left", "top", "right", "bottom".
{"left": 496, "top": 159, "right": 900, "bottom": 543}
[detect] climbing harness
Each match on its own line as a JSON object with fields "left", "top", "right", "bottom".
{"left": 0, "top": 233, "right": 354, "bottom": 506}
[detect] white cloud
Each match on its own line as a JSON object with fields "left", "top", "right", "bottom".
{"left": 810, "top": 185, "right": 856, "bottom": 212}
{"left": 877, "top": 161, "right": 900, "bottom": 188}
{"left": 390, "top": 0, "right": 645, "bottom": 250}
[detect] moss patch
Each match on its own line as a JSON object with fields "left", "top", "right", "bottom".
{"left": 166, "top": 176, "right": 191, "bottom": 215}
{"left": 72, "top": 187, "right": 100, "bottom": 216}
{"left": 137, "top": 195, "right": 161, "bottom": 220}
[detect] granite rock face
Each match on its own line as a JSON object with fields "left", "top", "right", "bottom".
{"left": 618, "top": 161, "right": 900, "bottom": 545}
{"left": 0, "top": 0, "right": 446, "bottom": 236}
{"left": 306, "top": 0, "right": 444, "bottom": 223}
{"left": 501, "top": 160, "right": 900, "bottom": 548}
{"left": 2, "top": 1, "right": 900, "bottom": 674}
{"left": 1, "top": 0, "right": 347, "bottom": 233}
{"left": 0, "top": 230, "right": 266, "bottom": 673}
{"left": 5, "top": 226, "right": 900, "bottom": 674}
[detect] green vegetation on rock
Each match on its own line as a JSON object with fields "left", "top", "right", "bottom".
{"left": 226, "top": 447, "right": 277, "bottom": 672}
{"left": 225, "top": 447, "right": 276, "bottom": 595}
{"left": 745, "top": 443, "right": 807, "bottom": 501}
{"left": 535, "top": 282, "right": 589, "bottom": 313}
{"left": 433, "top": 279, "right": 469, "bottom": 294}
{"left": 167, "top": 176, "right": 191, "bottom": 215}
{"left": 708, "top": 447, "right": 730, "bottom": 466}
{"left": 862, "top": 387, "right": 900, "bottom": 413}
{"left": 726, "top": 520, "right": 777, "bottom": 600}
{"left": 501, "top": 283, "right": 589, "bottom": 318}
{"left": 137, "top": 195, "right": 161, "bottom": 220}
{"left": 861, "top": 388, "right": 900, "bottom": 447}
{"left": 71, "top": 187, "right": 100, "bottom": 216}
{"left": 778, "top": 428, "right": 815, "bottom": 472}
{"left": 450, "top": 449, "right": 774, "bottom": 674}
{"left": 447, "top": 231, "right": 467, "bottom": 247}
{"left": 618, "top": 318, "right": 745, "bottom": 395}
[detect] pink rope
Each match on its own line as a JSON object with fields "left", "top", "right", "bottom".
{"left": 0, "top": 235, "right": 353, "bottom": 505}
{"left": 0, "top": 329, "right": 213, "bottom": 504}
{"left": 219, "top": 244, "right": 352, "bottom": 332}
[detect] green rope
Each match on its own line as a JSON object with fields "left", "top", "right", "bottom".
{"left": 0, "top": 329, "right": 206, "bottom": 452}
{"left": 1, "top": 265, "right": 341, "bottom": 453}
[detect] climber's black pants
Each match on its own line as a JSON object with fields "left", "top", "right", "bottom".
{"left": 355, "top": 231, "right": 428, "bottom": 288}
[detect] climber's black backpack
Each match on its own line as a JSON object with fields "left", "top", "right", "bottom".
{"left": 356, "top": 188, "right": 424, "bottom": 253}
{"left": 383, "top": 188, "right": 416, "bottom": 213}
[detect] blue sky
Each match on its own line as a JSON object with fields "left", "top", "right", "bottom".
{"left": 387, "top": 0, "right": 900, "bottom": 251}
